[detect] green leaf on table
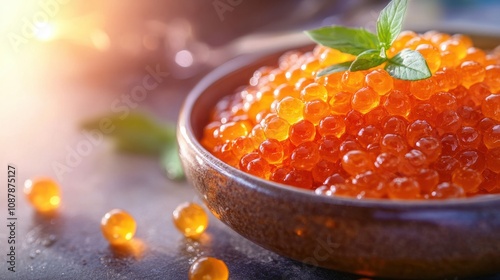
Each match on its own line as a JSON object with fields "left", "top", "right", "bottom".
{"left": 82, "top": 112, "right": 185, "bottom": 180}
{"left": 305, "top": 26, "right": 379, "bottom": 56}
{"left": 317, "top": 61, "right": 353, "bottom": 77}
{"left": 377, "top": 0, "right": 408, "bottom": 48}
{"left": 349, "top": 49, "right": 387, "bottom": 71}
{"left": 385, "top": 49, "right": 431, "bottom": 81}
{"left": 161, "top": 145, "right": 185, "bottom": 181}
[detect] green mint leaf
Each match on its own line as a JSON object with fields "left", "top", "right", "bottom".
{"left": 385, "top": 49, "right": 431, "bottom": 80}
{"left": 82, "top": 112, "right": 185, "bottom": 180}
{"left": 82, "top": 112, "right": 175, "bottom": 155}
{"left": 305, "top": 26, "right": 379, "bottom": 55}
{"left": 349, "top": 49, "right": 387, "bottom": 71}
{"left": 161, "top": 145, "right": 185, "bottom": 180}
{"left": 377, "top": 0, "right": 408, "bottom": 48}
{"left": 317, "top": 61, "right": 353, "bottom": 77}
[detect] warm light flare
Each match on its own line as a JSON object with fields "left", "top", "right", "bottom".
{"left": 34, "top": 22, "right": 56, "bottom": 41}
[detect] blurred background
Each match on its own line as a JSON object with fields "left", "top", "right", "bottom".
{"left": 1, "top": 0, "right": 500, "bottom": 184}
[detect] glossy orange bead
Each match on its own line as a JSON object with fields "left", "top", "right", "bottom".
{"left": 24, "top": 178, "right": 61, "bottom": 213}
{"left": 341, "top": 71, "right": 365, "bottom": 92}
{"left": 318, "top": 115, "right": 346, "bottom": 138}
{"left": 189, "top": 257, "right": 229, "bottom": 280}
{"left": 459, "top": 61, "right": 485, "bottom": 88}
{"left": 329, "top": 91, "right": 352, "bottom": 115}
{"left": 351, "top": 87, "right": 380, "bottom": 114}
{"left": 303, "top": 99, "right": 330, "bottom": 125}
{"left": 301, "top": 83, "right": 328, "bottom": 102}
{"left": 290, "top": 142, "right": 320, "bottom": 171}
{"left": 384, "top": 90, "right": 411, "bottom": 117}
{"left": 289, "top": 120, "right": 316, "bottom": 146}
{"left": 388, "top": 177, "right": 420, "bottom": 199}
{"left": 261, "top": 115, "right": 290, "bottom": 141}
{"left": 259, "top": 139, "right": 284, "bottom": 164}
{"left": 431, "top": 182, "right": 465, "bottom": 199}
{"left": 101, "top": 209, "right": 136, "bottom": 245}
{"left": 416, "top": 44, "right": 441, "bottom": 73}
{"left": 173, "top": 202, "right": 209, "bottom": 239}
{"left": 341, "top": 150, "right": 373, "bottom": 176}
{"left": 410, "top": 78, "right": 436, "bottom": 100}
{"left": 276, "top": 97, "right": 303, "bottom": 124}
{"left": 484, "top": 65, "right": 500, "bottom": 93}
{"left": 482, "top": 94, "right": 500, "bottom": 122}
{"left": 365, "top": 69, "right": 393, "bottom": 95}
{"left": 483, "top": 125, "right": 500, "bottom": 149}
{"left": 452, "top": 168, "right": 483, "bottom": 194}
{"left": 486, "top": 148, "right": 500, "bottom": 173}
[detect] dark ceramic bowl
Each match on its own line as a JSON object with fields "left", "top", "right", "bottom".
{"left": 177, "top": 41, "right": 500, "bottom": 279}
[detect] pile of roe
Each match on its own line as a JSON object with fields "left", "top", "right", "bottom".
{"left": 201, "top": 31, "right": 500, "bottom": 200}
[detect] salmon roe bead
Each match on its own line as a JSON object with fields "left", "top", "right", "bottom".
{"left": 289, "top": 120, "right": 316, "bottom": 146}
{"left": 303, "top": 99, "right": 330, "bottom": 125}
{"left": 173, "top": 202, "right": 209, "bottom": 239}
{"left": 24, "top": 178, "right": 61, "bottom": 213}
{"left": 351, "top": 87, "right": 380, "bottom": 114}
{"left": 341, "top": 150, "right": 373, "bottom": 176}
{"left": 261, "top": 115, "right": 290, "bottom": 141}
{"left": 277, "top": 97, "right": 303, "bottom": 124}
{"left": 318, "top": 115, "right": 346, "bottom": 138}
{"left": 459, "top": 61, "right": 485, "bottom": 88}
{"left": 365, "top": 69, "right": 393, "bottom": 95}
{"left": 291, "top": 142, "right": 320, "bottom": 171}
{"left": 484, "top": 65, "right": 500, "bottom": 93}
{"left": 259, "top": 139, "right": 284, "bottom": 164}
{"left": 483, "top": 125, "right": 500, "bottom": 149}
{"left": 431, "top": 182, "right": 466, "bottom": 199}
{"left": 202, "top": 31, "right": 500, "bottom": 199}
{"left": 301, "top": 83, "right": 328, "bottom": 102}
{"left": 388, "top": 177, "right": 420, "bottom": 199}
{"left": 101, "top": 209, "right": 136, "bottom": 245}
{"left": 416, "top": 44, "right": 441, "bottom": 73}
{"left": 482, "top": 94, "right": 500, "bottom": 122}
{"left": 189, "top": 257, "right": 229, "bottom": 280}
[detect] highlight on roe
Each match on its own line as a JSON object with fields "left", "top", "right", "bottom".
{"left": 201, "top": 0, "right": 500, "bottom": 200}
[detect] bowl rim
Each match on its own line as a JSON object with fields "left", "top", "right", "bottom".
{"left": 178, "top": 47, "right": 500, "bottom": 209}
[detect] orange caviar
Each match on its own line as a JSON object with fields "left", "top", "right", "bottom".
{"left": 202, "top": 31, "right": 500, "bottom": 199}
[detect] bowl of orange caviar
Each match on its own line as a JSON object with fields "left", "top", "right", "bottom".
{"left": 178, "top": 1, "right": 500, "bottom": 278}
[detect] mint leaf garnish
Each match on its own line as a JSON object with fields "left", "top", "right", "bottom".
{"left": 82, "top": 112, "right": 185, "bottom": 180}
{"left": 377, "top": 0, "right": 408, "bottom": 49}
{"left": 305, "top": 26, "right": 379, "bottom": 56}
{"left": 317, "top": 61, "right": 353, "bottom": 77}
{"left": 305, "top": 0, "right": 431, "bottom": 81}
{"left": 349, "top": 49, "right": 387, "bottom": 71}
{"left": 385, "top": 49, "right": 431, "bottom": 80}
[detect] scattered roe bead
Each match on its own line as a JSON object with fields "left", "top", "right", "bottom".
{"left": 172, "top": 202, "right": 208, "bottom": 238}
{"left": 101, "top": 209, "right": 136, "bottom": 245}
{"left": 24, "top": 178, "right": 61, "bottom": 213}
{"left": 189, "top": 257, "right": 229, "bottom": 280}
